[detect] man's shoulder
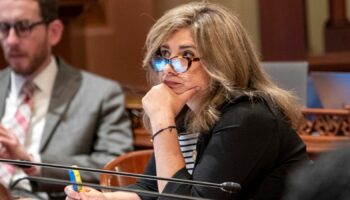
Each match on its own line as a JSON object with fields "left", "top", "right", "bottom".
{"left": 0, "top": 67, "right": 9, "bottom": 74}
{"left": 57, "top": 57, "right": 121, "bottom": 88}
{"left": 0, "top": 67, "right": 10, "bottom": 80}
{"left": 55, "top": 58, "right": 123, "bottom": 97}
{"left": 80, "top": 70, "right": 120, "bottom": 87}
{"left": 78, "top": 70, "right": 123, "bottom": 96}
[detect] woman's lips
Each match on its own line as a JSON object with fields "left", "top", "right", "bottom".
{"left": 164, "top": 80, "right": 180, "bottom": 88}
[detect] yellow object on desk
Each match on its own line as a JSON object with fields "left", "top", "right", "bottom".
{"left": 68, "top": 165, "right": 83, "bottom": 192}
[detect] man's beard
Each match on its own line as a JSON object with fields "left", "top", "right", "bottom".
{"left": 10, "top": 46, "right": 50, "bottom": 77}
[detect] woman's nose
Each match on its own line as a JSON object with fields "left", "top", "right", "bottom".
{"left": 163, "top": 63, "right": 177, "bottom": 75}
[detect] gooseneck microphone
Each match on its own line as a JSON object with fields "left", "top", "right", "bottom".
{"left": 0, "top": 158, "right": 241, "bottom": 194}
{"left": 15, "top": 176, "right": 212, "bottom": 200}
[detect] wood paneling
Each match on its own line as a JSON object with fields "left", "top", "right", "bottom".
{"left": 59, "top": 0, "right": 92, "bottom": 6}
{"left": 61, "top": 0, "right": 153, "bottom": 92}
{"left": 0, "top": 0, "right": 95, "bottom": 70}
{"left": 259, "top": 0, "right": 307, "bottom": 61}
{"left": 325, "top": 0, "right": 350, "bottom": 52}
{"left": 308, "top": 52, "right": 350, "bottom": 72}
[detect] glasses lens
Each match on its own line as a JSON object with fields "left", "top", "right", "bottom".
{"left": 171, "top": 57, "right": 188, "bottom": 73}
{"left": 0, "top": 23, "right": 10, "bottom": 39}
{"left": 14, "top": 21, "right": 31, "bottom": 37}
{"left": 151, "top": 57, "right": 167, "bottom": 72}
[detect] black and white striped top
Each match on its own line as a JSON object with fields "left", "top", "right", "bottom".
{"left": 178, "top": 132, "right": 200, "bottom": 174}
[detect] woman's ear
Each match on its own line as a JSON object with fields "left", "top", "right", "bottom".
{"left": 47, "top": 19, "right": 64, "bottom": 46}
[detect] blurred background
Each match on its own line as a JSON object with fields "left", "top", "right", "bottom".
{"left": 1, "top": 0, "right": 349, "bottom": 108}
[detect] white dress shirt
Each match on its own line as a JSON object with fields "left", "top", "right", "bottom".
{"left": 0, "top": 56, "right": 57, "bottom": 190}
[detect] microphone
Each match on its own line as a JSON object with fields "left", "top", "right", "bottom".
{"left": 13, "top": 176, "right": 213, "bottom": 200}
{"left": 0, "top": 158, "right": 241, "bottom": 193}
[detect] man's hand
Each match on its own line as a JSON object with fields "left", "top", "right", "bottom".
{"left": 0, "top": 125, "right": 40, "bottom": 175}
{"left": 0, "top": 125, "right": 30, "bottom": 161}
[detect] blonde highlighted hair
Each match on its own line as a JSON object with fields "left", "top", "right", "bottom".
{"left": 143, "top": 2, "right": 301, "bottom": 133}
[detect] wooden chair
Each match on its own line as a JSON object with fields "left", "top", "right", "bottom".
{"left": 298, "top": 108, "right": 350, "bottom": 158}
{"left": 125, "top": 103, "right": 152, "bottom": 149}
{"left": 0, "top": 183, "right": 11, "bottom": 200}
{"left": 100, "top": 149, "right": 153, "bottom": 190}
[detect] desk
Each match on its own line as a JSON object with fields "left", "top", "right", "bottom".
{"left": 309, "top": 52, "right": 350, "bottom": 72}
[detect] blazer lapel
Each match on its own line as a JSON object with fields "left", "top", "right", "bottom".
{"left": 40, "top": 58, "right": 82, "bottom": 151}
{"left": 0, "top": 69, "right": 10, "bottom": 118}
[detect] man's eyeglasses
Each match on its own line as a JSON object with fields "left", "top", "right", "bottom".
{"left": 151, "top": 56, "right": 200, "bottom": 73}
{"left": 0, "top": 20, "right": 47, "bottom": 39}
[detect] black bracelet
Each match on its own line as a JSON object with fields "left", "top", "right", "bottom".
{"left": 151, "top": 125, "right": 177, "bottom": 142}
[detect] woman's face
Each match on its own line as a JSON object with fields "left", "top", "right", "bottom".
{"left": 156, "top": 28, "right": 210, "bottom": 105}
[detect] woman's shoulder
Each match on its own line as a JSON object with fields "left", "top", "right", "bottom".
{"left": 221, "top": 95, "right": 277, "bottom": 117}
{"left": 215, "top": 95, "right": 281, "bottom": 130}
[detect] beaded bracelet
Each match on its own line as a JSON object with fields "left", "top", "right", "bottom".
{"left": 151, "top": 125, "right": 177, "bottom": 142}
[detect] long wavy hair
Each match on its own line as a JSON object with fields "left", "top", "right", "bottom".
{"left": 143, "top": 2, "right": 301, "bottom": 133}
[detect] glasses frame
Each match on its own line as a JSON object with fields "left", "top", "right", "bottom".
{"left": 151, "top": 55, "right": 200, "bottom": 73}
{"left": 0, "top": 20, "right": 47, "bottom": 39}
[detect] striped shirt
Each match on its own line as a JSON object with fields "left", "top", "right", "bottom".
{"left": 178, "top": 132, "right": 200, "bottom": 174}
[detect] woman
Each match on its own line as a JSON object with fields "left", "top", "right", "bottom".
{"left": 65, "top": 2, "right": 309, "bottom": 200}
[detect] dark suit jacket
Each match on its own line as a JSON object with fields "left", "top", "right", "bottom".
{"left": 131, "top": 95, "right": 309, "bottom": 200}
{"left": 0, "top": 57, "right": 133, "bottom": 191}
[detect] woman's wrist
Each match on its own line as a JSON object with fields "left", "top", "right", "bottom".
{"left": 150, "top": 117, "right": 175, "bottom": 131}
{"left": 151, "top": 125, "right": 177, "bottom": 142}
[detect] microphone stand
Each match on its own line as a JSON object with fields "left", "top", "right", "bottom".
{"left": 0, "top": 158, "right": 241, "bottom": 193}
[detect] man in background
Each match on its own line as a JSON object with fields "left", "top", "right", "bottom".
{"left": 284, "top": 147, "right": 350, "bottom": 200}
{"left": 0, "top": 0, "right": 133, "bottom": 198}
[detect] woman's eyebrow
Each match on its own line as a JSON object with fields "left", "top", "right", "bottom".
{"left": 160, "top": 44, "right": 170, "bottom": 49}
{"left": 160, "top": 44, "right": 196, "bottom": 50}
{"left": 179, "top": 45, "right": 196, "bottom": 50}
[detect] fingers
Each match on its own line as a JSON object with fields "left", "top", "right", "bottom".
{"left": 0, "top": 146, "right": 10, "bottom": 158}
{"left": 0, "top": 126, "right": 11, "bottom": 140}
{"left": 178, "top": 86, "right": 200, "bottom": 102}
{"left": 0, "top": 125, "right": 29, "bottom": 160}
{"left": 0, "top": 126, "right": 15, "bottom": 145}
{"left": 65, "top": 186, "right": 102, "bottom": 200}
{"left": 65, "top": 185, "right": 81, "bottom": 200}
{"left": 79, "top": 191, "right": 107, "bottom": 200}
{"left": 66, "top": 196, "right": 80, "bottom": 200}
{"left": 142, "top": 83, "right": 201, "bottom": 121}
{"left": 0, "top": 124, "right": 7, "bottom": 131}
{"left": 0, "top": 129, "right": 15, "bottom": 159}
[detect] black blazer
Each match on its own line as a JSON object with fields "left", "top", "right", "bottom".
{"left": 130, "top": 95, "right": 309, "bottom": 200}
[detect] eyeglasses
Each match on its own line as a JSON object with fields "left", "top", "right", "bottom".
{"left": 151, "top": 55, "right": 200, "bottom": 73}
{"left": 0, "top": 20, "right": 47, "bottom": 39}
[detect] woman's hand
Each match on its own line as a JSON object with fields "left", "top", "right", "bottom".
{"left": 65, "top": 185, "right": 107, "bottom": 200}
{"left": 142, "top": 83, "right": 199, "bottom": 125}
